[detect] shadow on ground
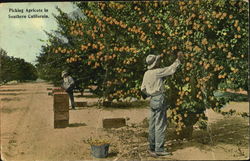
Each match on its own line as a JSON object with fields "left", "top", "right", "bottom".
{"left": 105, "top": 100, "right": 149, "bottom": 109}
{"left": 0, "top": 93, "right": 21, "bottom": 96}
{"left": 0, "top": 89, "right": 26, "bottom": 92}
{"left": 1, "top": 97, "right": 21, "bottom": 102}
{"left": 108, "top": 151, "right": 118, "bottom": 157}
{"left": 1, "top": 107, "right": 25, "bottom": 114}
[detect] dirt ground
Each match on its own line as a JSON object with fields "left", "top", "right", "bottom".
{"left": 0, "top": 82, "right": 249, "bottom": 161}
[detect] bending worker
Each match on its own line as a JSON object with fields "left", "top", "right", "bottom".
{"left": 61, "top": 71, "right": 76, "bottom": 110}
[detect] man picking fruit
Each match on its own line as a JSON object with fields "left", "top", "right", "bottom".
{"left": 141, "top": 52, "right": 182, "bottom": 156}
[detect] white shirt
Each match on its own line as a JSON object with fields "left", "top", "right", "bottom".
{"left": 141, "top": 59, "right": 181, "bottom": 96}
{"left": 63, "top": 76, "right": 74, "bottom": 90}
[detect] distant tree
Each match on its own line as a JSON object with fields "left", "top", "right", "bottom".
{"left": 0, "top": 48, "right": 38, "bottom": 83}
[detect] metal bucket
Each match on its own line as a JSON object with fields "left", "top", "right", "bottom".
{"left": 91, "top": 144, "right": 110, "bottom": 158}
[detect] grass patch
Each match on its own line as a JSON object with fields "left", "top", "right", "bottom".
{"left": 214, "top": 91, "right": 248, "bottom": 102}
{"left": 1, "top": 107, "right": 19, "bottom": 113}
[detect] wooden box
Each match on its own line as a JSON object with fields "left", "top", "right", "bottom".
{"left": 102, "top": 118, "right": 126, "bottom": 128}
{"left": 75, "top": 102, "right": 87, "bottom": 107}
{"left": 53, "top": 93, "right": 69, "bottom": 112}
{"left": 53, "top": 92, "right": 69, "bottom": 128}
{"left": 54, "top": 111, "right": 69, "bottom": 120}
{"left": 54, "top": 120, "right": 69, "bottom": 128}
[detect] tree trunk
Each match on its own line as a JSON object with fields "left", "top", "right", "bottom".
{"left": 178, "top": 114, "right": 198, "bottom": 139}
{"left": 248, "top": 90, "right": 249, "bottom": 103}
{"left": 178, "top": 125, "right": 194, "bottom": 139}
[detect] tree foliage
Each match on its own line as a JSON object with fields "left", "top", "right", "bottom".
{"left": 36, "top": 0, "right": 248, "bottom": 135}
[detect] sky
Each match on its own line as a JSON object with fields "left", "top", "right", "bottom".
{"left": 0, "top": 2, "right": 76, "bottom": 64}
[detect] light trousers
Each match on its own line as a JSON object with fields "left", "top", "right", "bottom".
{"left": 67, "top": 90, "right": 75, "bottom": 108}
{"left": 148, "top": 94, "right": 167, "bottom": 152}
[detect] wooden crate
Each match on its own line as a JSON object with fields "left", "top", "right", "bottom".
{"left": 75, "top": 102, "right": 87, "bottom": 107}
{"left": 54, "top": 111, "right": 69, "bottom": 120}
{"left": 102, "top": 118, "right": 126, "bottom": 128}
{"left": 53, "top": 88, "right": 65, "bottom": 93}
{"left": 54, "top": 120, "right": 69, "bottom": 128}
{"left": 53, "top": 93, "right": 69, "bottom": 112}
